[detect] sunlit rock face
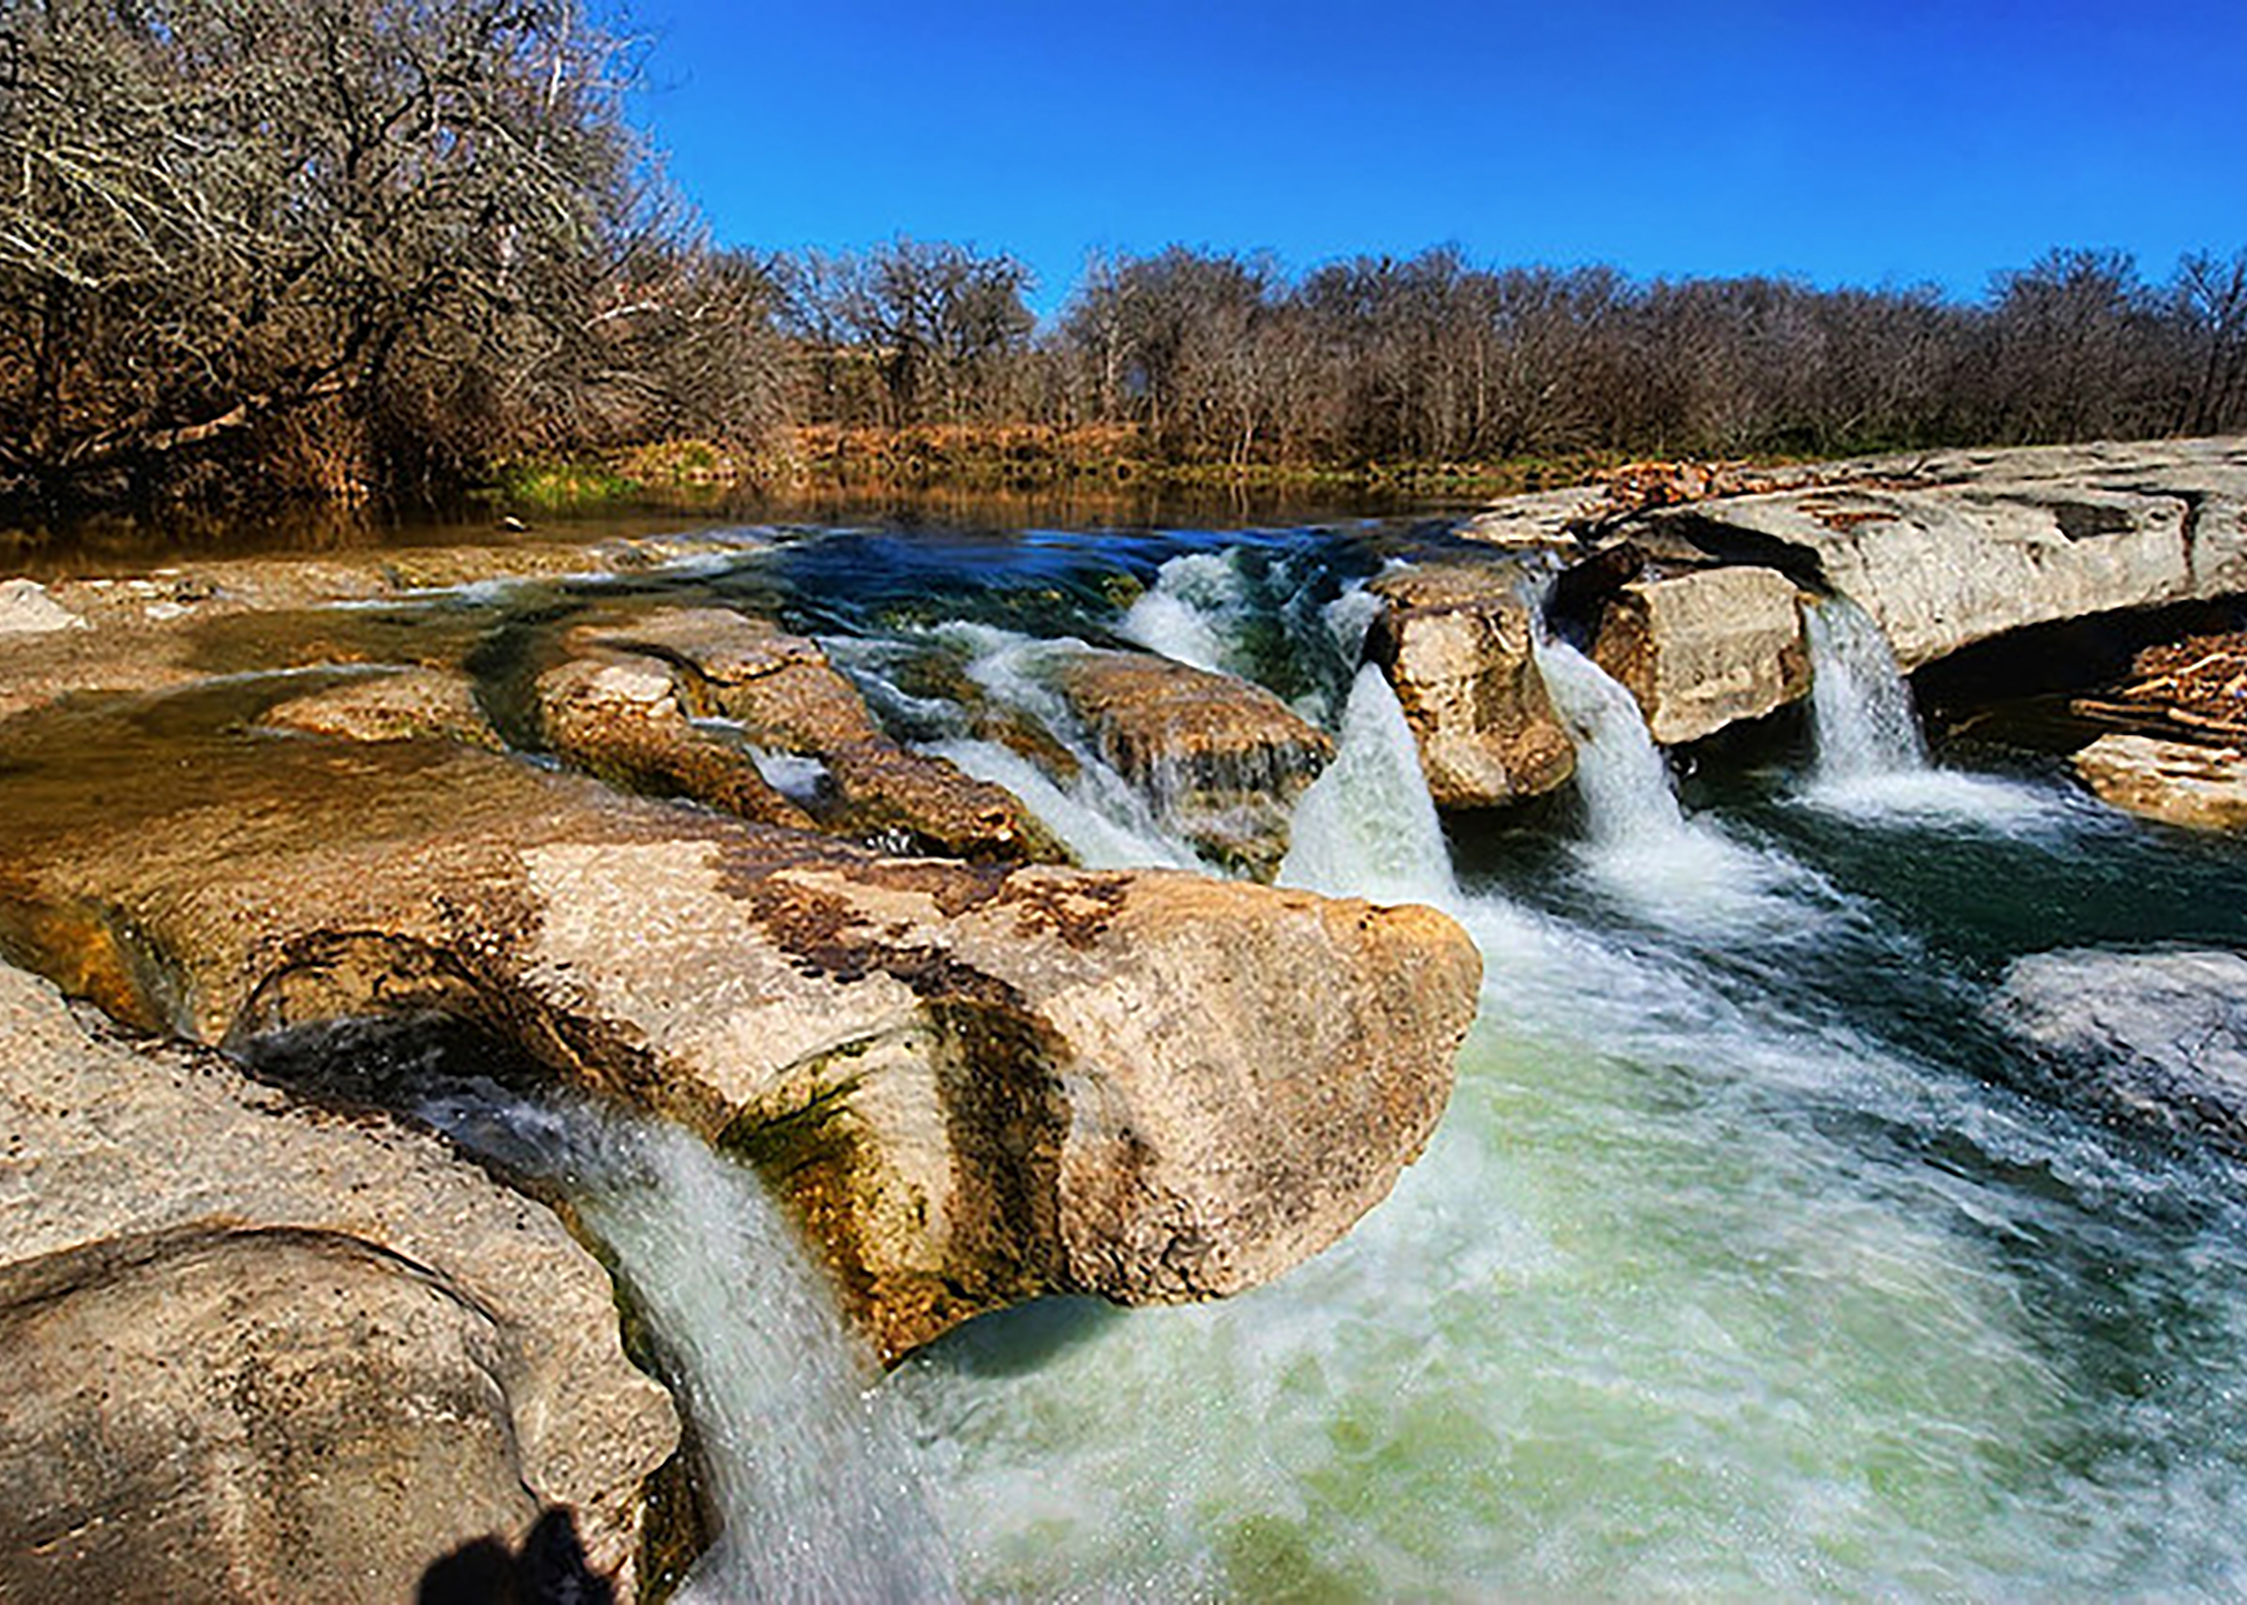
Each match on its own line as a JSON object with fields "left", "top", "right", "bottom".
{"left": 0, "top": 959, "right": 679, "bottom": 1600}
{"left": 1632, "top": 439, "right": 2247, "bottom": 671}
{"left": 540, "top": 605, "right": 1065, "bottom": 863}
{"left": 1051, "top": 647, "right": 1335, "bottom": 879}
{"left": 1364, "top": 561, "right": 1575, "bottom": 809}
{"left": 2073, "top": 731, "right": 2247, "bottom": 831}
{"left": 0, "top": 690, "right": 1478, "bottom": 1362}
{"left": 1589, "top": 565, "right": 1812, "bottom": 746}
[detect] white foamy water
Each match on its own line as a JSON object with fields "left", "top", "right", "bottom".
{"left": 408, "top": 1089, "right": 957, "bottom": 1604}
{"left": 927, "top": 735, "right": 1202, "bottom": 870}
{"left": 1278, "top": 665, "right": 1460, "bottom": 909}
{"left": 1534, "top": 638, "right": 1821, "bottom": 936}
{"left": 1800, "top": 596, "right": 2064, "bottom": 831}
{"left": 1120, "top": 549, "right": 1252, "bottom": 672}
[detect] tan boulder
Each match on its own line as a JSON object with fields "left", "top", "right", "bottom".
{"left": 554, "top": 607, "right": 1062, "bottom": 863}
{"left": 1590, "top": 565, "right": 1811, "bottom": 745}
{"left": 2073, "top": 732, "right": 2247, "bottom": 831}
{"left": 1053, "top": 648, "right": 1335, "bottom": 877}
{"left": 0, "top": 960, "right": 678, "bottom": 1601}
{"left": 0, "top": 698, "right": 1480, "bottom": 1361}
{"left": 1364, "top": 562, "right": 1575, "bottom": 808}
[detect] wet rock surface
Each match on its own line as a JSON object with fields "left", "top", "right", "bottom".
{"left": 0, "top": 692, "right": 1479, "bottom": 1361}
{"left": 0, "top": 959, "right": 679, "bottom": 1600}
{"left": 550, "top": 606, "right": 1063, "bottom": 862}
{"left": 1052, "top": 648, "right": 1335, "bottom": 878}
{"left": 1997, "top": 948, "right": 2247, "bottom": 1146}
{"left": 1364, "top": 561, "right": 1575, "bottom": 808}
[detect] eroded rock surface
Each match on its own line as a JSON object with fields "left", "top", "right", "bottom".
{"left": 546, "top": 607, "right": 1062, "bottom": 863}
{"left": 0, "top": 959, "right": 678, "bottom": 1600}
{"left": 1364, "top": 561, "right": 1575, "bottom": 808}
{"left": 1589, "top": 565, "right": 1811, "bottom": 745}
{"left": 1053, "top": 648, "right": 1334, "bottom": 877}
{"left": 1625, "top": 439, "right": 2247, "bottom": 670}
{"left": 2073, "top": 732, "right": 2247, "bottom": 830}
{"left": 0, "top": 695, "right": 1479, "bottom": 1360}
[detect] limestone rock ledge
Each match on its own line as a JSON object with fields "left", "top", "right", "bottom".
{"left": 2073, "top": 732, "right": 2247, "bottom": 831}
{"left": 0, "top": 959, "right": 679, "bottom": 1601}
{"left": 0, "top": 708, "right": 1481, "bottom": 1361}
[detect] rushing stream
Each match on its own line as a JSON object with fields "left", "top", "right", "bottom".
{"left": 302, "top": 520, "right": 2247, "bottom": 1598}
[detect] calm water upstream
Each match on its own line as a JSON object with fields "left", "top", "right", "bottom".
{"left": 287, "top": 517, "right": 2247, "bottom": 1599}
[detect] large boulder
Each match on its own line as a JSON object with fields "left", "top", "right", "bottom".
{"left": 0, "top": 959, "right": 679, "bottom": 1600}
{"left": 1634, "top": 439, "right": 2247, "bottom": 670}
{"left": 1052, "top": 647, "right": 1335, "bottom": 878}
{"left": 1589, "top": 565, "right": 1812, "bottom": 744}
{"left": 0, "top": 695, "right": 1480, "bottom": 1361}
{"left": 1364, "top": 562, "right": 1575, "bottom": 808}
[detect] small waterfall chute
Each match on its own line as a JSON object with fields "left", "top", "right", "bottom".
{"left": 1804, "top": 595, "right": 1930, "bottom": 780}
{"left": 1535, "top": 638, "right": 1816, "bottom": 934}
{"left": 1278, "top": 664, "right": 1460, "bottom": 910}
{"left": 1799, "top": 595, "right": 2060, "bottom": 829}
{"left": 404, "top": 1085, "right": 960, "bottom": 1604}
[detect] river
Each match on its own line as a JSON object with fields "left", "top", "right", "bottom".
{"left": 295, "top": 515, "right": 2247, "bottom": 1599}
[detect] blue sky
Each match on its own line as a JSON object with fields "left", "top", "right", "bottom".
{"left": 626, "top": 0, "right": 2246, "bottom": 316}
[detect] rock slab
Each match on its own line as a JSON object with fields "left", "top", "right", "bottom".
{"left": 0, "top": 960, "right": 679, "bottom": 1601}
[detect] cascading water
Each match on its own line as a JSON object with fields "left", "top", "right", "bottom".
{"left": 1532, "top": 636, "right": 1814, "bottom": 933}
{"left": 1277, "top": 664, "right": 1459, "bottom": 910}
{"left": 1805, "top": 594, "right": 1930, "bottom": 779}
{"left": 1800, "top": 594, "right": 2064, "bottom": 829}
{"left": 275, "top": 523, "right": 2247, "bottom": 1601}
{"left": 400, "top": 1081, "right": 957, "bottom": 1604}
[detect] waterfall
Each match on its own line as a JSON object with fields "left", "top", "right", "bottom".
{"left": 1278, "top": 665, "right": 1460, "bottom": 910}
{"left": 582, "top": 1125, "right": 958, "bottom": 1604}
{"left": 1799, "top": 595, "right": 2061, "bottom": 829}
{"left": 1533, "top": 639, "right": 1694, "bottom": 850}
{"left": 1534, "top": 638, "right": 1814, "bottom": 933}
{"left": 1804, "top": 595, "right": 1929, "bottom": 780}
{"left": 407, "top": 1087, "right": 959, "bottom": 1604}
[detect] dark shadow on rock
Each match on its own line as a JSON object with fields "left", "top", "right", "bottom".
{"left": 419, "top": 1506, "right": 615, "bottom": 1605}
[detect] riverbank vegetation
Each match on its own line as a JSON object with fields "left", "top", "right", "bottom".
{"left": 3, "top": 0, "right": 2245, "bottom": 528}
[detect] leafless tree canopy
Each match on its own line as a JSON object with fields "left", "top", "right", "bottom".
{"left": 781, "top": 240, "right": 2247, "bottom": 471}
{"left": 0, "top": 0, "right": 780, "bottom": 507}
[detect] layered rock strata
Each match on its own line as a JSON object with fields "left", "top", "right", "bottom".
{"left": 1629, "top": 439, "right": 2247, "bottom": 671}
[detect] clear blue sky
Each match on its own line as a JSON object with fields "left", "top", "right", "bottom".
{"left": 625, "top": 0, "right": 2247, "bottom": 317}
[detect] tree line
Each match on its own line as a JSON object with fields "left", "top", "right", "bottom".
{"left": 3, "top": 0, "right": 2244, "bottom": 518}
{"left": 776, "top": 238, "right": 2247, "bottom": 469}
